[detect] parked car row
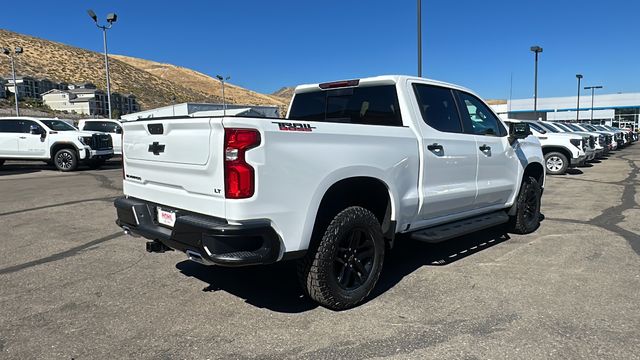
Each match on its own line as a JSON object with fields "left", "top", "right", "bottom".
{"left": 505, "top": 119, "right": 636, "bottom": 175}
{"left": 0, "top": 117, "right": 123, "bottom": 171}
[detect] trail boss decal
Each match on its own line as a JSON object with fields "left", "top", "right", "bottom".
{"left": 272, "top": 122, "right": 316, "bottom": 132}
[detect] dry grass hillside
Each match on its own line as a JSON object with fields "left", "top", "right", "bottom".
{"left": 272, "top": 87, "right": 295, "bottom": 102}
{"left": 112, "top": 55, "right": 288, "bottom": 107}
{"left": 0, "top": 29, "right": 284, "bottom": 111}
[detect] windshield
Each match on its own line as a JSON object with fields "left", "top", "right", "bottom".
{"left": 594, "top": 125, "right": 608, "bottom": 131}
{"left": 41, "top": 120, "right": 77, "bottom": 131}
{"left": 565, "top": 123, "right": 581, "bottom": 131}
{"left": 582, "top": 124, "right": 597, "bottom": 131}
{"left": 537, "top": 122, "right": 559, "bottom": 133}
{"left": 553, "top": 123, "right": 572, "bottom": 132}
{"left": 525, "top": 121, "right": 546, "bottom": 134}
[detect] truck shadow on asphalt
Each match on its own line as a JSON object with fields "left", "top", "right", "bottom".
{"left": 564, "top": 169, "right": 584, "bottom": 175}
{"left": 175, "top": 226, "right": 511, "bottom": 313}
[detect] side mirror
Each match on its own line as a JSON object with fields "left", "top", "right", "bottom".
{"left": 115, "top": 127, "right": 122, "bottom": 134}
{"left": 509, "top": 122, "right": 530, "bottom": 141}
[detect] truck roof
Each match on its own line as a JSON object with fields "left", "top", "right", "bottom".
{"left": 294, "top": 75, "right": 477, "bottom": 96}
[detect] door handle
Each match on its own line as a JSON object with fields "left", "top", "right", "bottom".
{"left": 427, "top": 143, "right": 443, "bottom": 152}
{"left": 19, "top": 136, "right": 27, "bottom": 139}
{"left": 479, "top": 144, "right": 491, "bottom": 152}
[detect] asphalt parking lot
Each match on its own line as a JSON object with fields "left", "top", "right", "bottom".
{"left": 1, "top": 148, "right": 639, "bottom": 360}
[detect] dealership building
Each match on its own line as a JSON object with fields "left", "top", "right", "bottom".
{"left": 491, "top": 92, "right": 640, "bottom": 130}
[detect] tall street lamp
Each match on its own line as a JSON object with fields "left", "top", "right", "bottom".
{"left": 417, "top": 0, "right": 422, "bottom": 77}
{"left": 584, "top": 85, "right": 603, "bottom": 123}
{"left": 87, "top": 9, "right": 117, "bottom": 119}
{"left": 575, "top": 74, "right": 583, "bottom": 122}
{"left": 530, "top": 45, "right": 543, "bottom": 119}
{"left": 216, "top": 75, "right": 231, "bottom": 115}
{"left": 2, "top": 46, "right": 23, "bottom": 116}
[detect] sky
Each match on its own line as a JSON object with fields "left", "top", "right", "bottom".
{"left": 2, "top": 0, "right": 639, "bottom": 100}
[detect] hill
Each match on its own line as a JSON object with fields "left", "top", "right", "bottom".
{"left": 111, "top": 55, "right": 289, "bottom": 107}
{"left": 0, "top": 29, "right": 284, "bottom": 110}
{"left": 271, "top": 87, "right": 295, "bottom": 101}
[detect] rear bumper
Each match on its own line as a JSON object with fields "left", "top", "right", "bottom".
{"left": 114, "top": 196, "right": 282, "bottom": 266}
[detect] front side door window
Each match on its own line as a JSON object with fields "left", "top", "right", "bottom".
{"left": 455, "top": 91, "right": 516, "bottom": 208}
{"left": 457, "top": 92, "right": 506, "bottom": 137}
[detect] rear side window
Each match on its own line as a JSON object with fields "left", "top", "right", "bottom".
{"left": 0, "top": 120, "right": 21, "bottom": 133}
{"left": 413, "top": 84, "right": 462, "bottom": 133}
{"left": 288, "top": 85, "right": 403, "bottom": 126}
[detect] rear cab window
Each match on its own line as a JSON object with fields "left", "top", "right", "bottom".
{"left": 288, "top": 84, "right": 403, "bottom": 127}
{"left": 84, "top": 121, "right": 121, "bottom": 133}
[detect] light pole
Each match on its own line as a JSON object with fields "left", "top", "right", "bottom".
{"left": 417, "top": 0, "right": 422, "bottom": 77}
{"left": 2, "top": 46, "right": 23, "bottom": 116}
{"left": 584, "top": 85, "right": 603, "bottom": 123}
{"left": 216, "top": 75, "right": 230, "bottom": 116}
{"left": 530, "top": 45, "right": 543, "bottom": 119}
{"left": 87, "top": 9, "right": 117, "bottom": 119}
{"left": 575, "top": 74, "right": 583, "bottom": 122}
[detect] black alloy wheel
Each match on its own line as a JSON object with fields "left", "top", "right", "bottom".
{"left": 510, "top": 176, "right": 542, "bottom": 234}
{"left": 333, "top": 227, "right": 376, "bottom": 291}
{"left": 54, "top": 149, "right": 78, "bottom": 172}
{"left": 297, "top": 206, "right": 385, "bottom": 310}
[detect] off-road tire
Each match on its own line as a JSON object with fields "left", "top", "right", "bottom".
{"left": 544, "top": 152, "right": 568, "bottom": 175}
{"left": 297, "top": 206, "right": 385, "bottom": 310}
{"left": 510, "top": 176, "right": 542, "bottom": 234}
{"left": 54, "top": 149, "right": 78, "bottom": 172}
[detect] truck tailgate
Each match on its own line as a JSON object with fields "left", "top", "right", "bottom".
{"left": 122, "top": 118, "right": 226, "bottom": 218}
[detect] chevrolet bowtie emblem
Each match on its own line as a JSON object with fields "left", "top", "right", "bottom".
{"left": 148, "top": 142, "right": 165, "bottom": 155}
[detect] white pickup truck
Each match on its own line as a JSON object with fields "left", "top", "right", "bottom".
{"left": 507, "top": 120, "right": 589, "bottom": 175}
{"left": 115, "top": 76, "right": 545, "bottom": 309}
{"left": 78, "top": 119, "right": 123, "bottom": 155}
{"left": 0, "top": 117, "right": 114, "bottom": 171}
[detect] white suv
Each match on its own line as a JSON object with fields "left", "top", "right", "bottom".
{"left": 0, "top": 117, "right": 113, "bottom": 171}
{"left": 78, "top": 119, "right": 123, "bottom": 155}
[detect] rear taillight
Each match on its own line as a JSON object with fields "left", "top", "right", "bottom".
{"left": 224, "top": 128, "right": 261, "bottom": 199}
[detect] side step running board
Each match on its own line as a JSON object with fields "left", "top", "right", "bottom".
{"left": 410, "top": 211, "right": 509, "bottom": 243}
